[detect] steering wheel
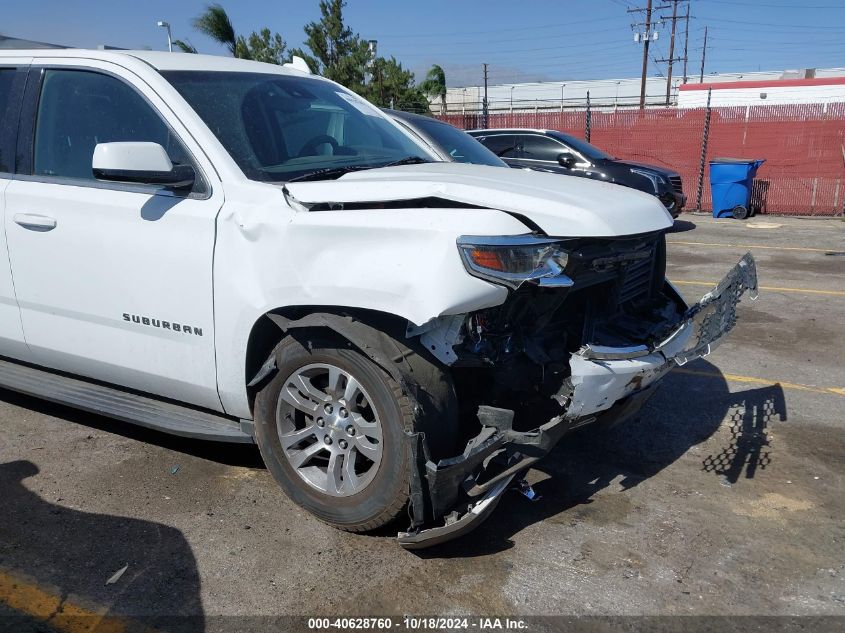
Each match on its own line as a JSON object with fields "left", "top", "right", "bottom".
{"left": 298, "top": 135, "right": 339, "bottom": 157}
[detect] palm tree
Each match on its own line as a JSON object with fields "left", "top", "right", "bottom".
{"left": 420, "top": 64, "right": 447, "bottom": 114}
{"left": 193, "top": 3, "right": 237, "bottom": 56}
{"left": 173, "top": 39, "right": 198, "bottom": 54}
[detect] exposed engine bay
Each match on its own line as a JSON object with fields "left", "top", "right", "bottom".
{"left": 455, "top": 232, "right": 678, "bottom": 418}
{"left": 398, "top": 236, "right": 758, "bottom": 549}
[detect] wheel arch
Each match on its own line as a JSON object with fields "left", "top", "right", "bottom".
{"left": 244, "top": 305, "right": 428, "bottom": 413}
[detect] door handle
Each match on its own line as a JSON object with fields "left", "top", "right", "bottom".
{"left": 13, "top": 214, "right": 57, "bottom": 232}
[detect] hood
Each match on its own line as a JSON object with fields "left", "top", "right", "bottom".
{"left": 610, "top": 159, "right": 681, "bottom": 178}
{"left": 283, "top": 162, "right": 673, "bottom": 237}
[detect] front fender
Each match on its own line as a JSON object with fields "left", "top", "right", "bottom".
{"left": 213, "top": 200, "right": 531, "bottom": 418}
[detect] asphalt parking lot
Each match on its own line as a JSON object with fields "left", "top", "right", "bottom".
{"left": 1, "top": 214, "right": 843, "bottom": 631}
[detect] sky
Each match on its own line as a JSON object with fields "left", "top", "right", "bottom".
{"left": 3, "top": 0, "right": 844, "bottom": 88}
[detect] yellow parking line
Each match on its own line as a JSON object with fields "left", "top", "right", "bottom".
{"left": 674, "top": 367, "right": 845, "bottom": 396}
{"left": 667, "top": 239, "right": 838, "bottom": 253}
{"left": 669, "top": 279, "right": 845, "bottom": 297}
{"left": 0, "top": 569, "right": 134, "bottom": 633}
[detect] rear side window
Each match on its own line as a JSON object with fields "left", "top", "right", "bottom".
{"left": 33, "top": 69, "right": 194, "bottom": 185}
{"left": 476, "top": 134, "right": 519, "bottom": 159}
{"left": 520, "top": 134, "right": 566, "bottom": 161}
{"left": 0, "top": 68, "right": 20, "bottom": 172}
{"left": 414, "top": 119, "right": 506, "bottom": 167}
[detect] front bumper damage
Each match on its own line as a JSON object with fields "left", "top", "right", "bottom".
{"left": 399, "top": 253, "right": 757, "bottom": 549}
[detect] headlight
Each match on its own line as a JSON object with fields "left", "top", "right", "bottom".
{"left": 630, "top": 168, "right": 665, "bottom": 194}
{"left": 457, "top": 234, "right": 573, "bottom": 289}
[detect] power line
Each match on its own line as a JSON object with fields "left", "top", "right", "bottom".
{"left": 382, "top": 27, "right": 626, "bottom": 50}
{"left": 385, "top": 34, "right": 632, "bottom": 57}
{"left": 696, "top": 0, "right": 845, "bottom": 8}
{"left": 373, "top": 16, "right": 612, "bottom": 39}
{"left": 691, "top": 16, "right": 845, "bottom": 29}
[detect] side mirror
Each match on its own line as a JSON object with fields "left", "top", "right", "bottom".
{"left": 93, "top": 142, "right": 195, "bottom": 190}
{"left": 557, "top": 152, "right": 577, "bottom": 168}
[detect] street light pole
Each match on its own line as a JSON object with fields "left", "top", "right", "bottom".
{"left": 156, "top": 21, "right": 172, "bottom": 52}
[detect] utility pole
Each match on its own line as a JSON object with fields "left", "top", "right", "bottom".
{"left": 647, "top": 1, "right": 688, "bottom": 105}
{"left": 658, "top": 0, "right": 681, "bottom": 105}
{"left": 482, "top": 63, "right": 489, "bottom": 127}
{"left": 629, "top": 1, "right": 665, "bottom": 109}
{"left": 699, "top": 26, "right": 708, "bottom": 83}
{"left": 639, "top": 0, "right": 652, "bottom": 110}
{"left": 682, "top": 1, "right": 690, "bottom": 83}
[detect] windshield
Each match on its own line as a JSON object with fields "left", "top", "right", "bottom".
{"left": 163, "top": 71, "right": 431, "bottom": 182}
{"left": 413, "top": 118, "right": 506, "bottom": 167}
{"left": 552, "top": 132, "right": 613, "bottom": 162}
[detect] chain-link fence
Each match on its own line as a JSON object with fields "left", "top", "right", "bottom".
{"left": 433, "top": 101, "right": 845, "bottom": 216}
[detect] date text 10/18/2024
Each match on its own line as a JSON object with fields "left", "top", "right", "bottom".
{"left": 308, "top": 617, "right": 529, "bottom": 630}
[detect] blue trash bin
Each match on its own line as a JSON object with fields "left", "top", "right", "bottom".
{"left": 709, "top": 158, "right": 765, "bottom": 219}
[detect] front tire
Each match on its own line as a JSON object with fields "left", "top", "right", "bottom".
{"left": 254, "top": 334, "right": 456, "bottom": 532}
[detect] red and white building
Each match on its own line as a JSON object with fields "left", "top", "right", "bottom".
{"left": 678, "top": 76, "right": 845, "bottom": 108}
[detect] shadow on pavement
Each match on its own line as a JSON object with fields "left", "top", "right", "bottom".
{"left": 0, "top": 388, "right": 263, "bottom": 469}
{"left": 418, "top": 359, "right": 788, "bottom": 558}
{"left": 667, "top": 218, "right": 697, "bottom": 233}
{"left": 0, "top": 460, "right": 204, "bottom": 632}
{"left": 702, "top": 382, "right": 786, "bottom": 483}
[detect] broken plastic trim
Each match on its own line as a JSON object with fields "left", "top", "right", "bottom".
{"left": 406, "top": 315, "right": 465, "bottom": 366}
{"left": 400, "top": 254, "right": 758, "bottom": 548}
{"left": 399, "top": 386, "right": 658, "bottom": 549}
{"left": 671, "top": 251, "right": 758, "bottom": 365}
{"left": 397, "top": 474, "right": 515, "bottom": 550}
{"left": 577, "top": 252, "right": 758, "bottom": 363}
{"left": 579, "top": 344, "right": 651, "bottom": 361}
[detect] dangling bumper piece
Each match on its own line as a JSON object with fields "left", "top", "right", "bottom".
{"left": 399, "top": 253, "right": 758, "bottom": 549}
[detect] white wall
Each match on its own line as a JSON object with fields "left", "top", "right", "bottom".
{"left": 678, "top": 83, "right": 845, "bottom": 108}
{"left": 435, "top": 67, "right": 845, "bottom": 113}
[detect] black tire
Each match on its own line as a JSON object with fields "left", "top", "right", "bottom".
{"left": 254, "top": 333, "right": 458, "bottom": 532}
{"left": 732, "top": 205, "right": 749, "bottom": 220}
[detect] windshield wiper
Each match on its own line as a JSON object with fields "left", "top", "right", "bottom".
{"left": 286, "top": 156, "right": 432, "bottom": 183}
{"left": 381, "top": 156, "right": 432, "bottom": 167}
{"left": 286, "top": 165, "right": 375, "bottom": 183}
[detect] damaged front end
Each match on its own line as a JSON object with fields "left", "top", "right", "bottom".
{"left": 399, "top": 234, "right": 757, "bottom": 549}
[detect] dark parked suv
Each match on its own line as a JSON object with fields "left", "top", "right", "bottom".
{"left": 468, "top": 128, "right": 686, "bottom": 217}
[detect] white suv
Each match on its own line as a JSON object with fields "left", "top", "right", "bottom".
{"left": 0, "top": 49, "right": 757, "bottom": 548}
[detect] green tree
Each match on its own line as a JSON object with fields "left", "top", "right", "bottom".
{"left": 237, "top": 28, "right": 287, "bottom": 64}
{"left": 173, "top": 39, "right": 198, "bottom": 54}
{"left": 191, "top": 4, "right": 286, "bottom": 64}
{"left": 419, "top": 64, "right": 447, "bottom": 114}
{"left": 366, "top": 57, "right": 430, "bottom": 113}
{"left": 193, "top": 3, "right": 237, "bottom": 56}
{"left": 291, "top": 0, "right": 370, "bottom": 91}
